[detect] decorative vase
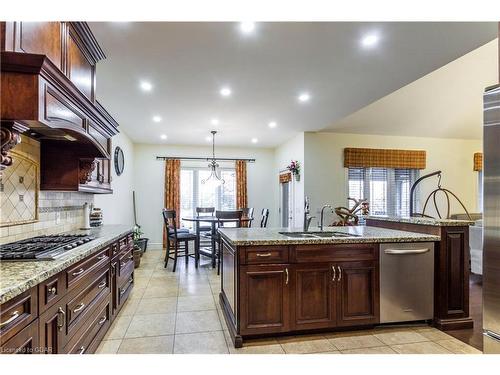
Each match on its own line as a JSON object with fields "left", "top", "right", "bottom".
{"left": 294, "top": 173, "right": 300, "bottom": 182}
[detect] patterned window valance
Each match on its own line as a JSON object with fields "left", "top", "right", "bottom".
{"left": 473, "top": 152, "right": 483, "bottom": 171}
{"left": 279, "top": 172, "right": 292, "bottom": 183}
{"left": 344, "top": 148, "right": 426, "bottom": 169}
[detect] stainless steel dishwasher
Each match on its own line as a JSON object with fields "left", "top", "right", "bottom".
{"left": 380, "top": 242, "right": 434, "bottom": 324}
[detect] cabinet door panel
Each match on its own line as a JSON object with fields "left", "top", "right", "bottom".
{"left": 292, "top": 263, "right": 336, "bottom": 330}
{"left": 0, "top": 319, "right": 39, "bottom": 354}
{"left": 67, "top": 26, "right": 94, "bottom": 99}
{"left": 336, "top": 261, "right": 379, "bottom": 326}
{"left": 240, "top": 265, "right": 290, "bottom": 335}
{"left": 39, "top": 302, "right": 67, "bottom": 354}
{"left": 18, "top": 22, "right": 62, "bottom": 69}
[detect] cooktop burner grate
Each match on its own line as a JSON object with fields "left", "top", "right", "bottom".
{"left": 0, "top": 234, "right": 95, "bottom": 261}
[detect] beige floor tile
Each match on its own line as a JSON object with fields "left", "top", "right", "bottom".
{"left": 341, "top": 346, "right": 397, "bottom": 354}
{"left": 177, "top": 295, "right": 216, "bottom": 312}
{"left": 133, "top": 268, "right": 155, "bottom": 278}
{"left": 279, "top": 335, "right": 336, "bottom": 354}
{"left": 313, "top": 351, "right": 342, "bottom": 354}
{"left": 135, "top": 297, "right": 178, "bottom": 315}
{"left": 436, "top": 339, "right": 482, "bottom": 354}
{"left": 178, "top": 283, "right": 213, "bottom": 297}
{"left": 125, "top": 313, "right": 176, "bottom": 338}
{"left": 230, "top": 343, "right": 285, "bottom": 354}
{"left": 118, "top": 298, "right": 141, "bottom": 316}
{"left": 104, "top": 315, "right": 133, "bottom": 340}
{"left": 328, "top": 334, "right": 385, "bottom": 350}
{"left": 127, "top": 287, "right": 146, "bottom": 301}
{"left": 95, "top": 339, "right": 122, "bottom": 354}
{"left": 174, "top": 331, "right": 229, "bottom": 354}
{"left": 391, "top": 341, "right": 452, "bottom": 354}
{"left": 148, "top": 277, "right": 179, "bottom": 288}
{"left": 175, "top": 310, "right": 222, "bottom": 333}
{"left": 118, "top": 335, "right": 174, "bottom": 354}
{"left": 133, "top": 276, "right": 151, "bottom": 288}
{"left": 415, "top": 328, "right": 454, "bottom": 341}
{"left": 150, "top": 269, "right": 180, "bottom": 279}
{"left": 374, "top": 330, "right": 429, "bottom": 345}
{"left": 142, "top": 284, "right": 178, "bottom": 298}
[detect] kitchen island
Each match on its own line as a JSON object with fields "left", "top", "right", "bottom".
{"left": 218, "top": 226, "right": 442, "bottom": 348}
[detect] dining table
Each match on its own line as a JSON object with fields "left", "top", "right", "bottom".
{"left": 181, "top": 216, "right": 254, "bottom": 268}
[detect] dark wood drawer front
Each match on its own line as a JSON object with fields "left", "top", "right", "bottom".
{"left": 118, "top": 248, "right": 133, "bottom": 277}
{"left": 0, "top": 318, "right": 39, "bottom": 354}
{"left": 65, "top": 298, "right": 110, "bottom": 354}
{"left": 119, "top": 236, "right": 130, "bottom": 251}
{"left": 117, "top": 274, "right": 134, "bottom": 307}
{"left": 111, "top": 242, "right": 120, "bottom": 258}
{"left": 118, "top": 259, "right": 134, "bottom": 286}
{"left": 0, "top": 288, "right": 37, "bottom": 345}
{"left": 292, "top": 244, "right": 377, "bottom": 263}
{"left": 39, "top": 272, "right": 67, "bottom": 313}
{"left": 67, "top": 248, "right": 109, "bottom": 290}
{"left": 242, "top": 247, "right": 289, "bottom": 265}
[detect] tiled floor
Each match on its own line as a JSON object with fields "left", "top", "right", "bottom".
{"left": 96, "top": 249, "right": 482, "bottom": 355}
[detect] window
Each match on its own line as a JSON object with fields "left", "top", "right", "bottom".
{"left": 347, "top": 167, "right": 419, "bottom": 217}
{"left": 180, "top": 167, "right": 237, "bottom": 228}
{"left": 478, "top": 170, "right": 483, "bottom": 212}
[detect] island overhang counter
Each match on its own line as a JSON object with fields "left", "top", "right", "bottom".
{"left": 217, "top": 224, "right": 471, "bottom": 348}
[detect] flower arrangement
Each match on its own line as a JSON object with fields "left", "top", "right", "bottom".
{"left": 287, "top": 160, "right": 301, "bottom": 181}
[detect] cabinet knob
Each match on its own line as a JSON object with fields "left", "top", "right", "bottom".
{"left": 48, "top": 286, "right": 57, "bottom": 296}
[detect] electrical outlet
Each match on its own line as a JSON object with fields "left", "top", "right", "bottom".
{"left": 55, "top": 212, "right": 61, "bottom": 224}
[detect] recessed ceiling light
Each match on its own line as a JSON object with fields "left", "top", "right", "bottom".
{"left": 298, "top": 92, "right": 311, "bottom": 103}
{"left": 211, "top": 118, "right": 220, "bottom": 125}
{"left": 361, "top": 34, "right": 379, "bottom": 48}
{"left": 152, "top": 115, "right": 162, "bottom": 123}
{"left": 220, "top": 87, "right": 232, "bottom": 97}
{"left": 268, "top": 121, "right": 277, "bottom": 129}
{"left": 160, "top": 134, "right": 167, "bottom": 140}
{"left": 140, "top": 80, "right": 153, "bottom": 92}
{"left": 239, "top": 22, "right": 256, "bottom": 34}
{"left": 251, "top": 138, "right": 258, "bottom": 144}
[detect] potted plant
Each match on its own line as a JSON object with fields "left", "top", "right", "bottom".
{"left": 287, "top": 160, "right": 301, "bottom": 181}
{"left": 133, "top": 225, "right": 149, "bottom": 254}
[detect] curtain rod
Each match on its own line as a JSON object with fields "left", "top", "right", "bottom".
{"left": 156, "top": 156, "right": 256, "bottom": 163}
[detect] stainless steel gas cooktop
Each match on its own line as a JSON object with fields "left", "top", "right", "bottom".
{"left": 0, "top": 234, "right": 95, "bottom": 261}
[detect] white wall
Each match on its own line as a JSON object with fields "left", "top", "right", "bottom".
{"left": 94, "top": 131, "right": 135, "bottom": 227}
{"left": 274, "top": 133, "right": 305, "bottom": 228}
{"left": 133, "top": 143, "right": 276, "bottom": 247}
{"left": 304, "top": 132, "right": 482, "bottom": 225}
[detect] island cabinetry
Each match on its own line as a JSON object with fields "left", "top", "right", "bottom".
{"left": 239, "top": 265, "right": 290, "bottom": 335}
{"left": 220, "top": 239, "right": 380, "bottom": 347}
{"left": 0, "top": 288, "right": 38, "bottom": 346}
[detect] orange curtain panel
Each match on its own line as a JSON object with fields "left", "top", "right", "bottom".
{"left": 235, "top": 160, "right": 248, "bottom": 209}
{"left": 163, "top": 159, "right": 181, "bottom": 248}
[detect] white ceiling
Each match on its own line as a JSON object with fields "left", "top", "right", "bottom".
{"left": 324, "top": 40, "right": 498, "bottom": 139}
{"left": 90, "top": 22, "right": 497, "bottom": 147}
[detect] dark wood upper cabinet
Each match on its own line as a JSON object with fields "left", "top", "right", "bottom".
{"left": 1, "top": 21, "right": 117, "bottom": 193}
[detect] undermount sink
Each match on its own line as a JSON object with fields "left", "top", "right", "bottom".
{"left": 279, "top": 231, "right": 360, "bottom": 239}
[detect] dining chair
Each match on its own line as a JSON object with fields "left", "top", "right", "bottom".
{"left": 196, "top": 207, "right": 215, "bottom": 232}
{"left": 162, "top": 209, "right": 197, "bottom": 272}
{"left": 215, "top": 210, "right": 243, "bottom": 274}
{"left": 241, "top": 207, "right": 255, "bottom": 228}
{"left": 260, "top": 208, "right": 270, "bottom": 228}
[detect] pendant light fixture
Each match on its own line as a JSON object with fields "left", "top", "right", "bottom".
{"left": 202, "top": 130, "right": 225, "bottom": 185}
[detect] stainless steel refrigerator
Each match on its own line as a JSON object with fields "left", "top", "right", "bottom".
{"left": 483, "top": 84, "right": 500, "bottom": 353}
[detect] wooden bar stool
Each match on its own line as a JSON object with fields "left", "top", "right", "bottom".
{"left": 260, "top": 208, "right": 270, "bottom": 228}
{"left": 162, "top": 209, "right": 197, "bottom": 272}
{"left": 215, "top": 210, "right": 243, "bottom": 275}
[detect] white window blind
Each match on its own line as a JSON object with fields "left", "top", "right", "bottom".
{"left": 180, "top": 166, "right": 237, "bottom": 228}
{"left": 348, "top": 167, "right": 418, "bottom": 217}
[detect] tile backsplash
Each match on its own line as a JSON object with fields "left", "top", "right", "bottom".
{"left": 0, "top": 136, "right": 94, "bottom": 244}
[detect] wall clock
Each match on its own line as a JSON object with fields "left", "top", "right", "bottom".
{"left": 114, "top": 146, "right": 124, "bottom": 176}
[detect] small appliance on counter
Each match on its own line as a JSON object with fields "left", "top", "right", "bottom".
{"left": 90, "top": 206, "right": 103, "bottom": 228}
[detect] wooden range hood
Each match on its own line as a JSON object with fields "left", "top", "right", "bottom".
{"left": 1, "top": 22, "right": 119, "bottom": 193}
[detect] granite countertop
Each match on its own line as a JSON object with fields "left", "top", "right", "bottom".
{"left": 366, "top": 215, "right": 475, "bottom": 227}
{"left": 218, "top": 226, "right": 440, "bottom": 246}
{"left": 0, "top": 225, "right": 133, "bottom": 305}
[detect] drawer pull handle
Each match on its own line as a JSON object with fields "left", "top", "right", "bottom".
{"left": 78, "top": 346, "right": 85, "bottom": 354}
{"left": 120, "top": 277, "right": 134, "bottom": 296}
{"left": 332, "top": 265, "right": 336, "bottom": 282}
{"left": 0, "top": 310, "right": 19, "bottom": 327}
{"left": 72, "top": 268, "right": 85, "bottom": 276}
{"left": 98, "top": 316, "right": 106, "bottom": 325}
{"left": 128, "top": 255, "right": 134, "bottom": 260}
{"left": 337, "top": 266, "right": 342, "bottom": 282}
{"left": 97, "top": 254, "right": 107, "bottom": 260}
{"left": 256, "top": 253, "right": 272, "bottom": 257}
{"left": 73, "top": 303, "right": 86, "bottom": 313}
{"left": 48, "top": 286, "right": 57, "bottom": 296}
{"left": 57, "top": 307, "right": 66, "bottom": 331}
{"left": 285, "top": 268, "right": 289, "bottom": 285}
{"left": 98, "top": 281, "right": 107, "bottom": 289}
